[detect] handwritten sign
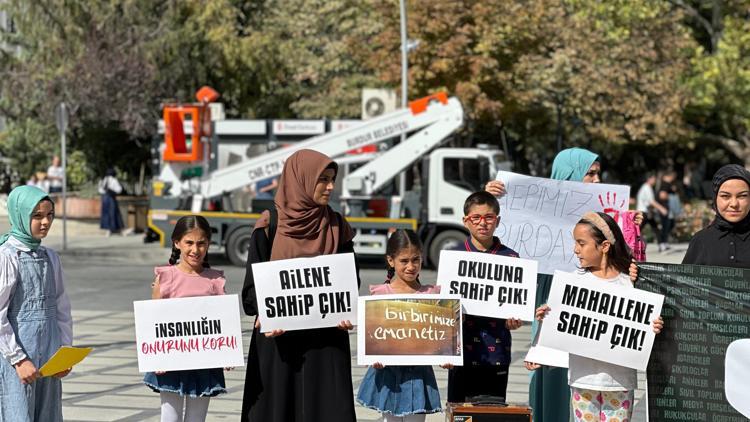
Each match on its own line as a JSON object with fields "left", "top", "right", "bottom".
{"left": 357, "top": 294, "right": 463, "bottom": 366}
{"left": 252, "top": 253, "right": 359, "bottom": 332}
{"left": 494, "top": 171, "right": 630, "bottom": 274}
{"left": 436, "top": 250, "right": 537, "bottom": 321}
{"left": 134, "top": 294, "right": 244, "bottom": 372}
{"left": 538, "top": 271, "right": 664, "bottom": 371}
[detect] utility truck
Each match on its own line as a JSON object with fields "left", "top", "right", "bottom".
{"left": 148, "top": 89, "right": 510, "bottom": 266}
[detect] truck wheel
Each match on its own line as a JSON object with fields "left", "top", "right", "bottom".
{"left": 226, "top": 229, "right": 253, "bottom": 267}
{"left": 429, "top": 230, "right": 465, "bottom": 268}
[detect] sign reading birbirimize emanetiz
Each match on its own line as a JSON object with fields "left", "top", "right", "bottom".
{"left": 357, "top": 294, "right": 463, "bottom": 366}
{"left": 639, "top": 263, "right": 750, "bottom": 421}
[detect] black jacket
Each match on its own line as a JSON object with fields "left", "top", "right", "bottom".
{"left": 682, "top": 222, "right": 750, "bottom": 268}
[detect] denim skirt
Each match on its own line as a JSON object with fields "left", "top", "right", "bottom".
{"left": 357, "top": 365, "right": 442, "bottom": 416}
{"left": 144, "top": 368, "right": 226, "bottom": 397}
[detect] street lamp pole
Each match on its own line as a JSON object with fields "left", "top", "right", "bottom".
{"left": 398, "top": 0, "right": 408, "bottom": 197}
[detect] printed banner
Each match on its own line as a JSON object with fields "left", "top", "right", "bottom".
{"left": 436, "top": 250, "right": 537, "bottom": 321}
{"left": 357, "top": 294, "right": 463, "bottom": 366}
{"left": 252, "top": 253, "right": 359, "bottom": 332}
{"left": 134, "top": 294, "right": 244, "bottom": 372}
{"left": 537, "top": 271, "right": 664, "bottom": 371}
{"left": 494, "top": 171, "right": 630, "bottom": 274}
{"left": 638, "top": 263, "right": 750, "bottom": 420}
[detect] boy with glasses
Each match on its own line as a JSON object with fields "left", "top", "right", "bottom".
{"left": 447, "top": 191, "right": 523, "bottom": 404}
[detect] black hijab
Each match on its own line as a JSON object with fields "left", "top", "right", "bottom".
{"left": 712, "top": 164, "right": 750, "bottom": 232}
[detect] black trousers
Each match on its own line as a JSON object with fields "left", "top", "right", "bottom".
{"left": 658, "top": 214, "right": 674, "bottom": 244}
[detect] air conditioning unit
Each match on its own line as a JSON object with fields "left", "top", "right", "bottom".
{"left": 362, "top": 89, "right": 397, "bottom": 120}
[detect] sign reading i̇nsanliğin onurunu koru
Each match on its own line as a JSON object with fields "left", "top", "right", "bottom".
{"left": 638, "top": 263, "right": 750, "bottom": 421}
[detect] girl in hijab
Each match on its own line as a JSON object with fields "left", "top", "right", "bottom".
{"left": 0, "top": 186, "right": 73, "bottom": 422}
{"left": 240, "top": 149, "right": 358, "bottom": 422}
{"left": 487, "top": 148, "right": 608, "bottom": 422}
{"left": 682, "top": 164, "right": 750, "bottom": 267}
{"left": 527, "top": 148, "right": 600, "bottom": 422}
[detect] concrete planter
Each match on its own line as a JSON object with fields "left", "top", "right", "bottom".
{"left": 54, "top": 196, "right": 101, "bottom": 219}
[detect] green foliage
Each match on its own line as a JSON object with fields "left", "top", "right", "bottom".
{"left": 65, "top": 150, "right": 92, "bottom": 190}
{"left": 0, "top": 0, "right": 749, "bottom": 184}
{"left": 0, "top": 119, "right": 57, "bottom": 181}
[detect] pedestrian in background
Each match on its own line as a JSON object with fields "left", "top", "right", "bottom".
{"left": 46, "top": 156, "right": 64, "bottom": 194}
{"left": 98, "top": 168, "right": 130, "bottom": 237}
{"left": 0, "top": 185, "right": 73, "bottom": 421}
{"left": 656, "top": 171, "right": 678, "bottom": 252}
{"left": 145, "top": 215, "right": 229, "bottom": 422}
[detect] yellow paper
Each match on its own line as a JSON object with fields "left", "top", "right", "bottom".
{"left": 39, "top": 346, "right": 93, "bottom": 377}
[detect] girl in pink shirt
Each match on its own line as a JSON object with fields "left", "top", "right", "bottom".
{"left": 357, "top": 229, "right": 444, "bottom": 422}
{"left": 144, "top": 216, "right": 227, "bottom": 422}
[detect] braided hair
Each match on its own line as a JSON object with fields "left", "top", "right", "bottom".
{"left": 385, "top": 229, "right": 423, "bottom": 282}
{"left": 169, "top": 215, "right": 212, "bottom": 268}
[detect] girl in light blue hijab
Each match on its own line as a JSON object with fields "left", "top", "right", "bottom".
{"left": 484, "top": 147, "right": 600, "bottom": 422}
{"left": 550, "top": 148, "right": 600, "bottom": 182}
{"left": 530, "top": 147, "right": 599, "bottom": 422}
{"left": 0, "top": 185, "right": 73, "bottom": 422}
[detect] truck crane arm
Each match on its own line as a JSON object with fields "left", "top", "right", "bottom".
{"left": 341, "top": 98, "right": 463, "bottom": 197}
{"left": 198, "top": 93, "right": 463, "bottom": 199}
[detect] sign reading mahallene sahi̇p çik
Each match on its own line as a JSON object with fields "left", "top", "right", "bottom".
{"left": 494, "top": 171, "right": 630, "bottom": 275}
{"left": 437, "top": 250, "right": 537, "bottom": 321}
{"left": 538, "top": 271, "right": 664, "bottom": 371}
{"left": 252, "top": 253, "right": 359, "bottom": 332}
{"left": 357, "top": 294, "right": 463, "bottom": 366}
{"left": 134, "top": 294, "right": 245, "bottom": 372}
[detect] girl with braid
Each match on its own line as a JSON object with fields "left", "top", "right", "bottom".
{"left": 144, "top": 215, "right": 228, "bottom": 422}
{"left": 357, "top": 229, "right": 445, "bottom": 422}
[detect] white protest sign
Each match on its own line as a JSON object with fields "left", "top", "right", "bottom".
{"left": 525, "top": 328, "right": 569, "bottom": 368}
{"left": 725, "top": 339, "right": 750, "bottom": 418}
{"left": 252, "top": 253, "right": 359, "bottom": 332}
{"left": 494, "top": 171, "right": 630, "bottom": 275}
{"left": 357, "top": 294, "right": 463, "bottom": 366}
{"left": 538, "top": 271, "right": 664, "bottom": 371}
{"left": 134, "top": 294, "right": 244, "bottom": 372}
{"left": 436, "top": 250, "right": 537, "bottom": 321}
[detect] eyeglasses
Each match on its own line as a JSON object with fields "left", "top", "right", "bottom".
{"left": 466, "top": 214, "right": 499, "bottom": 225}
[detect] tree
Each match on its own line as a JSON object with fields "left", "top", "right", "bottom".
{"left": 361, "top": 0, "right": 695, "bottom": 177}
{"left": 0, "top": 0, "right": 249, "bottom": 185}
{"left": 678, "top": 1, "right": 750, "bottom": 168}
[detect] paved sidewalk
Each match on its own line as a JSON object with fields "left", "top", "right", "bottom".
{"left": 1, "top": 216, "right": 687, "bottom": 420}
{"left": 62, "top": 309, "right": 533, "bottom": 421}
